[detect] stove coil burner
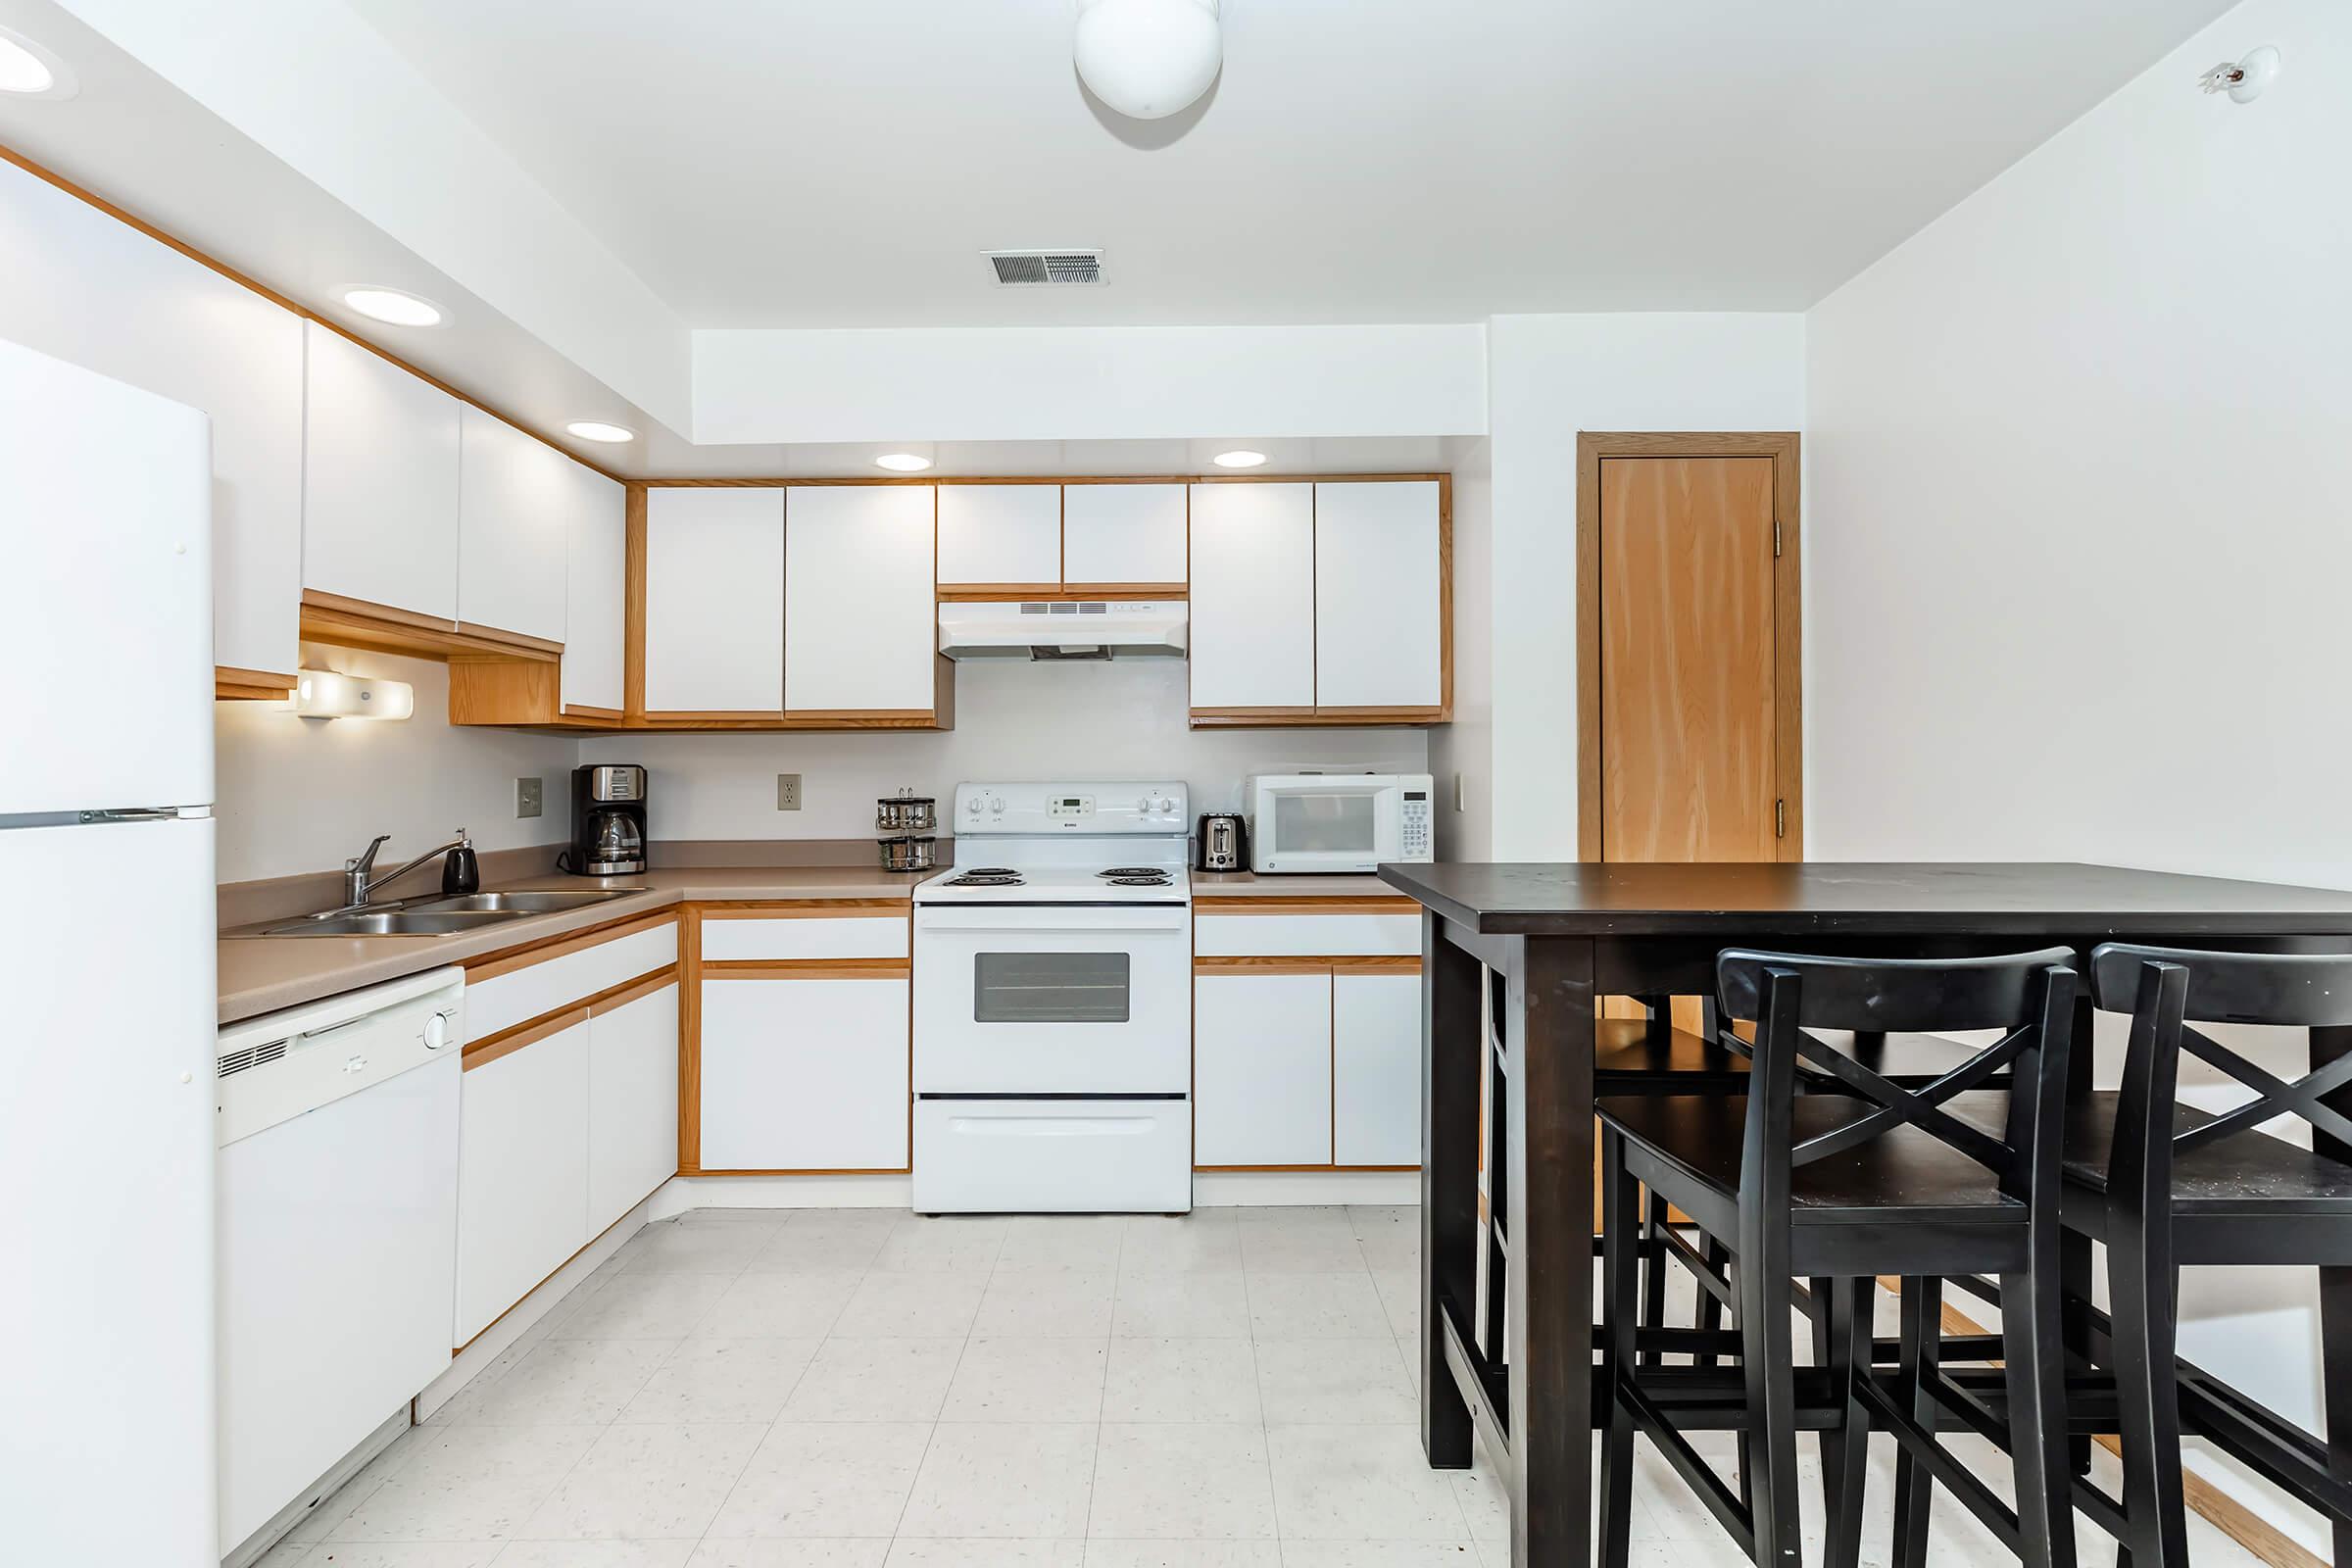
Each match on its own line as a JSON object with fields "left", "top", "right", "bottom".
{"left": 947, "top": 869, "right": 1023, "bottom": 887}
{"left": 1103, "top": 873, "right": 1172, "bottom": 887}
{"left": 1098, "top": 867, "right": 1168, "bottom": 880}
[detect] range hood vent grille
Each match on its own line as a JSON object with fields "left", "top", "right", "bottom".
{"left": 989, "top": 249, "right": 1105, "bottom": 286}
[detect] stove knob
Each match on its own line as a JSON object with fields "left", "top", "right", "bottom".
{"left": 987, "top": 795, "right": 1004, "bottom": 813}
{"left": 1154, "top": 796, "right": 1175, "bottom": 814}
{"left": 964, "top": 798, "right": 982, "bottom": 815}
{"left": 1136, "top": 796, "right": 1152, "bottom": 814}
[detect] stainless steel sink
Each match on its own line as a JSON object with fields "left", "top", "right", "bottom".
{"left": 238, "top": 887, "right": 648, "bottom": 937}
{"left": 249, "top": 910, "right": 518, "bottom": 937}
{"left": 409, "top": 889, "right": 646, "bottom": 914}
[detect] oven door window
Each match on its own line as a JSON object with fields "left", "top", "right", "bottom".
{"left": 1273, "top": 793, "right": 1377, "bottom": 855}
{"left": 973, "top": 952, "right": 1132, "bottom": 1024}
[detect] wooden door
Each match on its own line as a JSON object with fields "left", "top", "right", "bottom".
{"left": 1597, "top": 455, "right": 1782, "bottom": 862}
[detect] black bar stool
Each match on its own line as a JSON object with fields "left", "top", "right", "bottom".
{"left": 1596, "top": 947, "right": 2082, "bottom": 1568}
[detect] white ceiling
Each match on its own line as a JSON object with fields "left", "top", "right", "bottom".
{"left": 347, "top": 0, "right": 2231, "bottom": 328}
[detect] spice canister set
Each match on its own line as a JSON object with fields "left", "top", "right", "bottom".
{"left": 875, "top": 789, "right": 938, "bottom": 872}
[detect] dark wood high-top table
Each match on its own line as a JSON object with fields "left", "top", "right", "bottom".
{"left": 1379, "top": 860, "right": 2352, "bottom": 1568}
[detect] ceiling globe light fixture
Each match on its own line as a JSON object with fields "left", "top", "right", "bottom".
{"left": 1075, "top": 0, "right": 1222, "bottom": 122}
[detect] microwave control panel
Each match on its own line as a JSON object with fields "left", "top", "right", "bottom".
{"left": 1400, "top": 788, "right": 1433, "bottom": 860}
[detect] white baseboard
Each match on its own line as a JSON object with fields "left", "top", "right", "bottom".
{"left": 643, "top": 1170, "right": 1421, "bottom": 1214}
{"left": 1193, "top": 1169, "right": 1421, "bottom": 1206}
{"left": 416, "top": 1192, "right": 655, "bottom": 1421}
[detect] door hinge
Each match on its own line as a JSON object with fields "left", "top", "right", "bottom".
{"left": 1775, "top": 800, "right": 1787, "bottom": 838}
{"left": 1773, "top": 520, "right": 1783, "bottom": 559}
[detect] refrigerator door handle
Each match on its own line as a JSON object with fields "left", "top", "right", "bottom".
{"left": 79, "top": 807, "right": 186, "bottom": 824}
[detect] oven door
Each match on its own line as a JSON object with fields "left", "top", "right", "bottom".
{"left": 1252, "top": 780, "right": 1401, "bottom": 873}
{"left": 913, "top": 904, "right": 1192, "bottom": 1094}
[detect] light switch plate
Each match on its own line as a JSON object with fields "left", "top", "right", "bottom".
{"left": 776, "top": 773, "right": 803, "bottom": 811}
{"left": 515, "top": 777, "right": 543, "bottom": 818}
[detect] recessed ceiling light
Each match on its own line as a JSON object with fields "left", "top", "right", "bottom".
{"left": 875, "top": 453, "right": 933, "bottom": 472}
{"left": 565, "top": 420, "right": 635, "bottom": 444}
{"left": 341, "top": 286, "right": 444, "bottom": 328}
{"left": 0, "top": 26, "right": 77, "bottom": 98}
{"left": 1212, "top": 450, "right": 1268, "bottom": 469}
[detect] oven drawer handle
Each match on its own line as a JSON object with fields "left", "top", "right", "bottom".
{"left": 943, "top": 1115, "right": 1159, "bottom": 1138}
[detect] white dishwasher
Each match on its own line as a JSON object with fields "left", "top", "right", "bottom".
{"left": 216, "top": 967, "right": 464, "bottom": 1559}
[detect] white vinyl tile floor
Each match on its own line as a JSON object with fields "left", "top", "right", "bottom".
{"left": 258, "top": 1205, "right": 2275, "bottom": 1567}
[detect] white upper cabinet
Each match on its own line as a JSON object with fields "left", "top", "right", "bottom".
{"left": 1063, "top": 483, "right": 1187, "bottom": 588}
{"left": 785, "top": 485, "right": 938, "bottom": 714}
{"left": 1314, "top": 480, "right": 1444, "bottom": 711}
{"left": 302, "top": 321, "right": 461, "bottom": 621}
{"left": 456, "top": 407, "right": 569, "bottom": 644}
{"left": 644, "top": 487, "right": 784, "bottom": 713}
{"left": 1188, "top": 482, "right": 1315, "bottom": 710}
{"left": 938, "top": 484, "right": 1059, "bottom": 587}
{"left": 0, "top": 159, "right": 304, "bottom": 677}
{"left": 560, "top": 463, "right": 627, "bottom": 714}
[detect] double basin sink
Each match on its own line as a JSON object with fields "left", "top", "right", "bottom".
{"left": 245, "top": 888, "right": 647, "bottom": 938}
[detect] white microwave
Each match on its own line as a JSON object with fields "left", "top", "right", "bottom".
{"left": 1244, "top": 772, "right": 1435, "bottom": 874}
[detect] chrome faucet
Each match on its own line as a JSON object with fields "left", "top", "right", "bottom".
{"left": 343, "top": 829, "right": 471, "bottom": 908}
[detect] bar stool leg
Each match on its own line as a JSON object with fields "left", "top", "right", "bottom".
{"left": 1737, "top": 1223, "right": 1801, "bottom": 1564}
{"left": 1598, "top": 1128, "right": 1640, "bottom": 1568}
{"left": 1821, "top": 1277, "right": 1873, "bottom": 1568}
{"left": 1640, "top": 1187, "right": 1670, "bottom": 1369}
{"left": 1695, "top": 1235, "right": 1730, "bottom": 1369}
{"left": 2001, "top": 1261, "right": 2079, "bottom": 1568}
{"left": 2107, "top": 1214, "right": 2187, "bottom": 1565}
{"left": 1891, "top": 1276, "right": 1938, "bottom": 1568}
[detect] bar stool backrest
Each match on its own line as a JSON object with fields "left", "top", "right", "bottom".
{"left": 1716, "top": 948, "right": 2079, "bottom": 1204}
{"left": 2088, "top": 944, "right": 2352, "bottom": 1165}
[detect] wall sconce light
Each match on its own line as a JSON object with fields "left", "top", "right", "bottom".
{"left": 291, "top": 668, "right": 415, "bottom": 721}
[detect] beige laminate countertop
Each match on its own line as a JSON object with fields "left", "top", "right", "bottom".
{"left": 217, "top": 866, "right": 930, "bottom": 1025}
{"left": 1189, "top": 871, "right": 1419, "bottom": 900}
{"left": 218, "top": 866, "right": 1420, "bottom": 1026}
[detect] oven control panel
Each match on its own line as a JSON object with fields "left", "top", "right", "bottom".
{"left": 954, "top": 782, "right": 1190, "bottom": 833}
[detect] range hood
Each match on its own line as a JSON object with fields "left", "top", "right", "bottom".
{"left": 937, "top": 600, "right": 1188, "bottom": 662}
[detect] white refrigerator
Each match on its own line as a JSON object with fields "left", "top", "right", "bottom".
{"left": 0, "top": 334, "right": 220, "bottom": 1562}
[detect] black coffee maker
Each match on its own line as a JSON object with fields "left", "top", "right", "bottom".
{"left": 568, "top": 763, "right": 648, "bottom": 876}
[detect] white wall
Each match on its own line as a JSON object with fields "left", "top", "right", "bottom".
{"left": 215, "top": 644, "right": 577, "bottom": 883}
{"left": 1485, "top": 313, "right": 1807, "bottom": 858}
{"left": 1429, "top": 435, "right": 1493, "bottom": 861}
{"left": 692, "top": 322, "right": 1487, "bottom": 446}
{"left": 1806, "top": 0, "right": 2347, "bottom": 1544}
{"left": 579, "top": 659, "right": 1428, "bottom": 842}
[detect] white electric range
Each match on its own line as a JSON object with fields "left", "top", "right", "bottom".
{"left": 910, "top": 781, "right": 1193, "bottom": 1214}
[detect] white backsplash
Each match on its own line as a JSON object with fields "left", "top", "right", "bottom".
{"left": 215, "top": 644, "right": 577, "bottom": 883}
{"left": 577, "top": 658, "right": 1430, "bottom": 841}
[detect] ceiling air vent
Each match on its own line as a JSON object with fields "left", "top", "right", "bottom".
{"left": 988, "top": 249, "right": 1105, "bottom": 286}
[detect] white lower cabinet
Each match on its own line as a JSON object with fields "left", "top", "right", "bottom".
{"left": 455, "top": 1017, "right": 592, "bottom": 1344}
{"left": 1194, "top": 971, "right": 1332, "bottom": 1167}
{"left": 1333, "top": 971, "right": 1423, "bottom": 1166}
{"left": 699, "top": 975, "right": 909, "bottom": 1171}
{"left": 587, "top": 981, "right": 680, "bottom": 1228}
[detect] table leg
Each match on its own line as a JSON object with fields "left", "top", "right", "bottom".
{"left": 1505, "top": 935, "right": 1596, "bottom": 1567}
{"left": 2315, "top": 1023, "right": 2352, "bottom": 1566}
{"left": 1421, "top": 911, "right": 1481, "bottom": 1469}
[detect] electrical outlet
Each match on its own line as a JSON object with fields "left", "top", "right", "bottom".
{"left": 775, "top": 773, "right": 803, "bottom": 811}
{"left": 515, "top": 776, "right": 543, "bottom": 819}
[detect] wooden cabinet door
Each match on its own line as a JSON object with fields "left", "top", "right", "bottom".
{"left": 1062, "top": 482, "right": 1187, "bottom": 590}
{"left": 643, "top": 487, "right": 784, "bottom": 715}
{"left": 587, "top": 980, "right": 679, "bottom": 1229}
{"left": 455, "top": 1016, "right": 591, "bottom": 1342}
{"left": 0, "top": 159, "right": 305, "bottom": 678}
{"left": 1332, "top": 970, "right": 1423, "bottom": 1167}
{"left": 1188, "top": 482, "right": 1315, "bottom": 712}
{"left": 785, "top": 485, "right": 937, "bottom": 715}
{"left": 302, "top": 320, "right": 461, "bottom": 620}
{"left": 938, "top": 483, "right": 1059, "bottom": 588}
{"left": 559, "top": 461, "right": 626, "bottom": 715}
{"left": 698, "top": 976, "right": 909, "bottom": 1171}
{"left": 1194, "top": 970, "right": 1332, "bottom": 1167}
{"left": 456, "top": 406, "right": 569, "bottom": 644}
{"left": 1314, "top": 480, "right": 1443, "bottom": 712}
